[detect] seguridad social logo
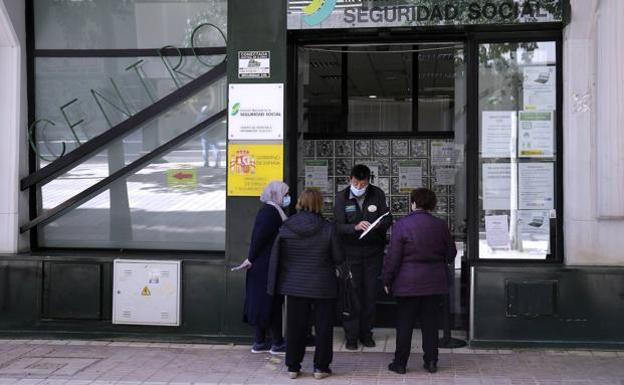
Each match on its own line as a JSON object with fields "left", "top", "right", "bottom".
{"left": 302, "top": 0, "right": 337, "bottom": 26}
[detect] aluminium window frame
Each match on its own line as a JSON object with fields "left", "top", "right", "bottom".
{"left": 466, "top": 30, "right": 564, "bottom": 265}
{"left": 24, "top": 0, "right": 228, "bottom": 255}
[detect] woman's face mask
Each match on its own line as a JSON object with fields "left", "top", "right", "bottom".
{"left": 281, "top": 195, "right": 291, "bottom": 208}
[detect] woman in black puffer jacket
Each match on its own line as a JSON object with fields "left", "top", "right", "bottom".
{"left": 267, "top": 188, "right": 344, "bottom": 380}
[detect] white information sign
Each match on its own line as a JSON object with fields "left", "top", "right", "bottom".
{"left": 304, "top": 160, "right": 328, "bottom": 191}
{"left": 398, "top": 161, "right": 423, "bottom": 192}
{"left": 519, "top": 162, "right": 554, "bottom": 210}
{"left": 523, "top": 66, "right": 556, "bottom": 111}
{"left": 485, "top": 215, "right": 510, "bottom": 249}
{"left": 431, "top": 141, "right": 456, "bottom": 166}
{"left": 482, "top": 163, "right": 513, "bottom": 210}
{"left": 113, "top": 260, "right": 181, "bottom": 326}
{"left": 433, "top": 167, "right": 456, "bottom": 186}
{"left": 518, "top": 210, "right": 550, "bottom": 256}
{"left": 518, "top": 111, "right": 554, "bottom": 158}
{"left": 481, "top": 111, "right": 516, "bottom": 158}
{"left": 238, "top": 51, "right": 270, "bottom": 79}
{"left": 228, "top": 83, "right": 284, "bottom": 140}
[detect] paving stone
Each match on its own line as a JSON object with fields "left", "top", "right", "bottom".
{"left": 0, "top": 339, "right": 621, "bottom": 384}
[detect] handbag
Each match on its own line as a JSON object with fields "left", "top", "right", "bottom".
{"left": 336, "top": 263, "right": 360, "bottom": 321}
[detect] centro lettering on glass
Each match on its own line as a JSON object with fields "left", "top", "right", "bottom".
{"left": 29, "top": 23, "right": 226, "bottom": 161}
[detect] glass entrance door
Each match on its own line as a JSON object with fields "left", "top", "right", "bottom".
{"left": 293, "top": 41, "right": 469, "bottom": 329}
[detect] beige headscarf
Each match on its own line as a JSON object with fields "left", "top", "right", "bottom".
{"left": 260, "top": 181, "right": 289, "bottom": 221}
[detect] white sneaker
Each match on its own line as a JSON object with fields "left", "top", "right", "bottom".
{"left": 288, "top": 371, "right": 300, "bottom": 379}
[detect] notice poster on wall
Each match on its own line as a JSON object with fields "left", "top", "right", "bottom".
{"left": 517, "top": 210, "right": 550, "bottom": 256}
{"left": 518, "top": 111, "right": 554, "bottom": 158}
{"left": 481, "top": 111, "right": 516, "bottom": 158}
{"left": 485, "top": 215, "right": 510, "bottom": 249}
{"left": 519, "top": 162, "right": 554, "bottom": 210}
{"left": 398, "top": 161, "right": 423, "bottom": 192}
{"left": 433, "top": 167, "right": 456, "bottom": 186}
{"left": 431, "top": 141, "right": 456, "bottom": 166}
{"left": 228, "top": 83, "right": 284, "bottom": 140}
{"left": 304, "top": 160, "right": 328, "bottom": 191}
{"left": 482, "top": 163, "right": 513, "bottom": 210}
{"left": 238, "top": 51, "right": 270, "bottom": 79}
{"left": 523, "top": 66, "right": 556, "bottom": 111}
{"left": 227, "top": 143, "right": 283, "bottom": 196}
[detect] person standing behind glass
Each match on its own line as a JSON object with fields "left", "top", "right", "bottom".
{"left": 242, "top": 181, "right": 290, "bottom": 355}
{"left": 334, "top": 164, "right": 392, "bottom": 350}
{"left": 267, "top": 189, "right": 344, "bottom": 380}
{"left": 382, "top": 188, "right": 457, "bottom": 374}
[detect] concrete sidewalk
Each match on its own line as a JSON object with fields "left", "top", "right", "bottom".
{"left": 1, "top": 335, "right": 623, "bottom": 385}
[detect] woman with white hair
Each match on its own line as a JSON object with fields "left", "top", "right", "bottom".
{"left": 242, "top": 181, "right": 290, "bottom": 354}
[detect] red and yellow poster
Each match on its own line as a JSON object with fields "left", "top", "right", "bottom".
{"left": 227, "top": 143, "right": 283, "bottom": 196}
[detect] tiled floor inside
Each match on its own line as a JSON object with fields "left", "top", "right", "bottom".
{"left": 0, "top": 329, "right": 623, "bottom": 385}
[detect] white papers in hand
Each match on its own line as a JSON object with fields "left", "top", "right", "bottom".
{"left": 231, "top": 259, "right": 252, "bottom": 272}
{"left": 359, "top": 211, "right": 390, "bottom": 240}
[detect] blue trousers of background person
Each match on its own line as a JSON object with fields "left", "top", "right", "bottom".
{"left": 394, "top": 295, "right": 443, "bottom": 367}
{"left": 285, "top": 296, "right": 335, "bottom": 373}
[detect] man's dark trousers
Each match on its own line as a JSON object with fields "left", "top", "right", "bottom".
{"left": 343, "top": 254, "right": 381, "bottom": 343}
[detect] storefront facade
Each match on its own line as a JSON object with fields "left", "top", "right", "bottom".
{"left": 0, "top": 0, "right": 623, "bottom": 347}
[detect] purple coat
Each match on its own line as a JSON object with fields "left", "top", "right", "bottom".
{"left": 382, "top": 211, "right": 457, "bottom": 297}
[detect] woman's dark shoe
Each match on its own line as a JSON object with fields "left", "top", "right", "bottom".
{"left": 360, "top": 336, "right": 376, "bottom": 348}
{"left": 270, "top": 341, "right": 286, "bottom": 355}
{"left": 423, "top": 361, "right": 438, "bottom": 373}
{"left": 251, "top": 341, "right": 272, "bottom": 353}
{"left": 345, "top": 340, "right": 358, "bottom": 350}
{"left": 388, "top": 362, "right": 406, "bottom": 374}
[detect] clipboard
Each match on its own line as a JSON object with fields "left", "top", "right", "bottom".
{"left": 359, "top": 211, "right": 390, "bottom": 240}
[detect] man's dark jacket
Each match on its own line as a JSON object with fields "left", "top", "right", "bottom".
{"left": 333, "top": 185, "right": 392, "bottom": 261}
{"left": 267, "top": 211, "right": 344, "bottom": 299}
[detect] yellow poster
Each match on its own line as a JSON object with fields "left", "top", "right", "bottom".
{"left": 166, "top": 169, "right": 198, "bottom": 189}
{"left": 227, "top": 143, "right": 283, "bottom": 196}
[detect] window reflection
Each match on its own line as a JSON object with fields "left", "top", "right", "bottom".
{"left": 478, "top": 41, "right": 557, "bottom": 260}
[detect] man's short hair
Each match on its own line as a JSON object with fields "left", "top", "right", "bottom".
{"left": 410, "top": 188, "right": 437, "bottom": 211}
{"left": 350, "top": 164, "right": 371, "bottom": 181}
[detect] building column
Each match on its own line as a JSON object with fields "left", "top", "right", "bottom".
{"left": 0, "top": 0, "right": 22, "bottom": 254}
{"left": 564, "top": 0, "right": 624, "bottom": 265}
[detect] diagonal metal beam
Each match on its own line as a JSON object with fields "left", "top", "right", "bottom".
{"left": 21, "top": 60, "right": 226, "bottom": 191}
{"left": 20, "top": 109, "right": 227, "bottom": 234}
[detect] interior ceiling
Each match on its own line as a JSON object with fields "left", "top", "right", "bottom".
{"left": 306, "top": 45, "right": 458, "bottom": 102}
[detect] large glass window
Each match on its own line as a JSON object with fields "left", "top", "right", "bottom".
{"left": 34, "top": 0, "right": 227, "bottom": 50}
{"left": 347, "top": 45, "right": 413, "bottom": 132}
{"left": 30, "top": 0, "right": 228, "bottom": 251}
{"left": 302, "top": 43, "right": 463, "bottom": 134}
{"left": 40, "top": 120, "right": 227, "bottom": 251}
{"left": 478, "top": 41, "right": 558, "bottom": 260}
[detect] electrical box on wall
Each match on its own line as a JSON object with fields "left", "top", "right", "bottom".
{"left": 112, "top": 260, "right": 181, "bottom": 326}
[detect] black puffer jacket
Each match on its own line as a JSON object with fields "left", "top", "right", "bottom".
{"left": 267, "top": 211, "right": 344, "bottom": 299}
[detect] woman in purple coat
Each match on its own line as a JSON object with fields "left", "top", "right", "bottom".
{"left": 242, "top": 181, "right": 290, "bottom": 354}
{"left": 382, "top": 188, "right": 457, "bottom": 374}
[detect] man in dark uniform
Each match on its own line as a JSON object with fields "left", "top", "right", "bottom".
{"left": 334, "top": 164, "right": 393, "bottom": 350}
